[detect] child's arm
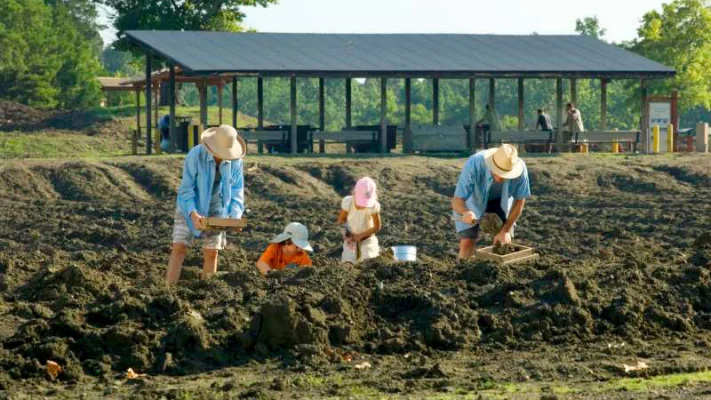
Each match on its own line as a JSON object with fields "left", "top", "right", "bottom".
{"left": 353, "top": 213, "right": 381, "bottom": 242}
{"left": 255, "top": 260, "right": 271, "bottom": 275}
{"left": 337, "top": 210, "right": 348, "bottom": 224}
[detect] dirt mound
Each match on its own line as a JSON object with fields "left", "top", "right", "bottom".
{"left": 1, "top": 155, "right": 711, "bottom": 395}
{"left": 0, "top": 101, "right": 50, "bottom": 129}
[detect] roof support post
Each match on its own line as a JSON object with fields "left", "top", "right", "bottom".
{"left": 217, "top": 82, "right": 224, "bottom": 125}
{"left": 380, "top": 77, "right": 387, "bottom": 153}
{"left": 404, "top": 78, "right": 412, "bottom": 153}
{"left": 257, "top": 77, "right": 264, "bottom": 129}
{"left": 517, "top": 78, "right": 524, "bottom": 131}
{"left": 199, "top": 78, "right": 208, "bottom": 129}
{"left": 135, "top": 89, "right": 141, "bottom": 154}
{"left": 488, "top": 78, "right": 496, "bottom": 111}
{"left": 600, "top": 79, "right": 608, "bottom": 130}
{"left": 290, "top": 75, "right": 297, "bottom": 154}
{"left": 432, "top": 78, "right": 439, "bottom": 125}
{"left": 153, "top": 84, "right": 159, "bottom": 153}
{"left": 468, "top": 78, "right": 476, "bottom": 149}
{"left": 257, "top": 76, "right": 264, "bottom": 154}
{"left": 556, "top": 78, "right": 563, "bottom": 152}
{"left": 570, "top": 78, "right": 577, "bottom": 106}
{"left": 671, "top": 90, "right": 678, "bottom": 151}
{"left": 232, "top": 77, "right": 237, "bottom": 128}
{"left": 640, "top": 79, "right": 649, "bottom": 153}
{"left": 145, "top": 54, "right": 152, "bottom": 155}
{"left": 345, "top": 78, "right": 352, "bottom": 129}
{"left": 318, "top": 77, "right": 325, "bottom": 153}
{"left": 169, "top": 65, "right": 177, "bottom": 152}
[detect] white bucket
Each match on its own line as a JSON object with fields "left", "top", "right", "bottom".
{"left": 391, "top": 246, "right": 417, "bottom": 262}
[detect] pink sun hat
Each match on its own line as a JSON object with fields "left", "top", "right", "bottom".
{"left": 354, "top": 177, "right": 378, "bottom": 208}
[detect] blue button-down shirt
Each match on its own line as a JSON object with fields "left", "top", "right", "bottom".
{"left": 176, "top": 144, "right": 245, "bottom": 237}
{"left": 453, "top": 151, "right": 530, "bottom": 233}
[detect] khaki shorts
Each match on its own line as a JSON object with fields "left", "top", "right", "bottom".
{"left": 172, "top": 194, "right": 226, "bottom": 250}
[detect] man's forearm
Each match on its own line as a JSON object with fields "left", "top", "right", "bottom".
{"left": 451, "top": 196, "right": 471, "bottom": 216}
{"left": 502, "top": 200, "right": 525, "bottom": 233}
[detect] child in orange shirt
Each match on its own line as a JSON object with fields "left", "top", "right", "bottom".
{"left": 256, "top": 222, "right": 313, "bottom": 275}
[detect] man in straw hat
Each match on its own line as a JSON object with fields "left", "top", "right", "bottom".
{"left": 166, "top": 125, "right": 247, "bottom": 284}
{"left": 451, "top": 144, "right": 531, "bottom": 260}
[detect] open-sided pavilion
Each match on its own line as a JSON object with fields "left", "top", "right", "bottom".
{"left": 125, "top": 31, "right": 675, "bottom": 154}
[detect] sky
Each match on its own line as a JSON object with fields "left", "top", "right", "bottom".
{"left": 99, "top": 0, "right": 667, "bottom": 47}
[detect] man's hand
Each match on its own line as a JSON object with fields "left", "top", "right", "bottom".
{"left": 493, "top": 230, "right": 512, "bottom": 245}
{"left": 462, "top": 211, "right": 477, "bottom": 225}
{"left": 190, "top": 211, "right": 205, "bottom": 230}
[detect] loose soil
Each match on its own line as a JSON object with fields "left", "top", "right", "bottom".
{"left": 1, "top": 154, "right": 711, "bottom": 399}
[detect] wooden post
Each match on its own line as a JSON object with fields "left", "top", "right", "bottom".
{"left": 345, "top": 78, "right": 352, "bottom": 129}
{"left": 404, "top": 78, "right": 412, "bottom": 153}
{"left": 290, "top": 76, "right": 297, "bottom": 154}
{"left": 132, "top": 129, "right": 138, "bottom": 155}
{"left": 600, "top": 79, "right": 608, "bottom": 130}
{"left": 432, "top": 78, "right": 439, "bottom": 125}
{"left": 257, "top": 76, "right": 264, "bottom": 154}
{"left": 687, "top": 135, "right": 695, "bottom": 152}
{"left": 517, "top": 78, "right": 524, "bottom": 130}
{"left": 232, "top": 77, "right": 238, "bottom": 128}
{"left": 556, "top": 78, "right": 563, "bottom": 151}
{"left": 169, "top": 65, "right": 176, "bottom": 152}
{"left": 570, "top": 78, "right": 577, "bottom": 106}
{"left": 217, "top": 82, "right": 224, "bottom": 125}
{"left": 640, "top": 79, "right": 648, "bottom": 153}
{"left": 468, "top": 78, "right": 476, "bottom": 149}
{"left": 154, "top": 84, "right": 160, "bottom": 155}
{"left": 489, "top": 78, "right": 496, "bottom": 111}
{"left": 671, "top": 90, "right": 678, "bottom": 151}
{"left": 199, "top": 79, "right": 208, "bottom": 129}
{"left": 145, "top": 55, "right": 152, "bottom": 155}
{"left": 380, "top": 77, "right": 387, "bottom": 153}
{"left": 697, "top": 122, "right": 709, "bottom": 153}
{"left": 135, "top": 89, "right": 141, "bottom": 153}
{"left": 318, "top": 77, "right": 325, "bottom": 153}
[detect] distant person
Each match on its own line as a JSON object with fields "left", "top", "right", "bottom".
{"left": 476, "top": 104, "right": 503, "bottom": 132}
{"left": 535, "top": 109, "right": 553, "bottom": 131}
{"left": 158, "top": 114, "right": 172, "bottom": 152}
{"left": 562, "top": 102, "right": 584, "bottom": 141}
{"left": 337, "top": 177, "right": 382, "bottom": 265}
{"left": 165, "top": 125, "right": 246, "bottom": 284}
{"left": 256, "top": 223, "right": 313, "bottom": 275}
{"left": 451, "top": 144, "right": 531, "bottom": 260}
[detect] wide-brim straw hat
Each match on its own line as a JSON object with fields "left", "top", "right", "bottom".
{"left": 484, "top": 144, "right": 524, "bottom": 179}
{"left": 270, "top": 222, "right": 313, "bottom": 252}
{"left": 201, "top": 124, "right": 247, "bottom": 161}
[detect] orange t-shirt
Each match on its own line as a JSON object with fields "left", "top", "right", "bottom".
{"left": 258, "top": 243, "right": 312, "bottom": 270}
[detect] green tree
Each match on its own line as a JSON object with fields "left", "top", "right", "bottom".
{"left": 575, "top": 16, "right": 607, "bottom": 40}
{"left": 630, "top": 0, "right": 711, "bottom": 112}
{"left": 97, "top": 0, "right": 279, "bottom": 49}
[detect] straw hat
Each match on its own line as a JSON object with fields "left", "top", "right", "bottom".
{"left": 201, "top": 125, "right": 246, "bottom": 161}
{"left": 270, "top": 222, "right": 313, "bottom": 252}
{"left": 484, "top": 144, "right": 524, "bottom": 179}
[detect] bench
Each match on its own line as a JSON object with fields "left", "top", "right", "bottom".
{"left": 486, "top": 130, "right": 554, "bottom": 152}
{"left": 573, "top": 131, "right": 641, "bottom": 153}
{"left": 310, "top": 130, "right": 378, "bottom": 153}
{"left": 411, "top": 125, "right": 468, "bottom": 152}
{"left": 239, "top": 130, "right": 287, "bottom": 154}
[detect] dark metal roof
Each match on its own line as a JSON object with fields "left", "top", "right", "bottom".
{"left": 126, "top": 31, "right": 675, "bottom": 79}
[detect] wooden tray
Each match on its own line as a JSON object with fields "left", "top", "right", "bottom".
{"left": 202, "top": 217, "right": 247, "bottom": 231}
{"left": 475, "top": 244, "right": 539, "bottom": 265}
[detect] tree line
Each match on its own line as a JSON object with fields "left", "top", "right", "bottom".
{"left": 1, "top": 0, "right": 711, "bottom": 130}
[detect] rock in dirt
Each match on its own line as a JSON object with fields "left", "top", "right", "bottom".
{"left": 555, "top": 276, "right": 581, "bottom": 306}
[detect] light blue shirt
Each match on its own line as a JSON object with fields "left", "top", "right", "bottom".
{"left": 453, "top": 151, "right": 530, "bottom": 233}
{"left": 176, "top": 144, "right": 245, "bottom": 237}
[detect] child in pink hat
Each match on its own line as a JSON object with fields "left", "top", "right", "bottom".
{"left": 336, "top": 177, "right": 382, "bottom": 264}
